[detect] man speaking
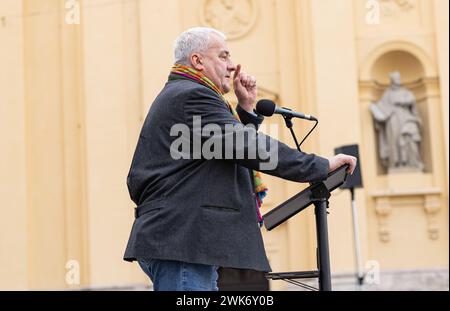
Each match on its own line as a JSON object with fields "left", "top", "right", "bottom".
{"left": 123, "top": 27, "right": 356, "bottom": 291}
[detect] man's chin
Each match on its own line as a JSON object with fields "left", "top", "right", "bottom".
{"left": 222, "top": 82, "right": 231, "bottom": 94}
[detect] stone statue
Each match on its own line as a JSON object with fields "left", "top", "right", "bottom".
{"left": 370, "top": 71, "right": 424, "bottom": 172}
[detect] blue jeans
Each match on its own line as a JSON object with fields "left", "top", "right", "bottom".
{"left": 138, "top": 259, "right": 219, "bottom": 291}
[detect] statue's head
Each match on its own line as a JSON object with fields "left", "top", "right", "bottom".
{"left": 389, "top": 71, "right": 401, "bottom": 87}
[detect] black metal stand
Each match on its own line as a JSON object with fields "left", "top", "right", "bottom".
{"left": 265, "top": 182, "right": 333, "bottom": 291}
{"left": 311, "top": 182, "right": 331, "bottom": 291}
{"left": 264, "top": 116, "right": 347, "bottom": 291}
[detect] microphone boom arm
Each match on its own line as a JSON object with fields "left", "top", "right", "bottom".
{"left": 282, "top": 115, "right": 319, "bottom": 153}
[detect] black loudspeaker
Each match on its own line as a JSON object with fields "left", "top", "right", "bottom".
{"left": 334, "top": 144, "right": 363, "bottom": 189}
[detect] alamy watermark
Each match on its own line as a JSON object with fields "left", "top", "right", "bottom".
{"left": 65, "top": 259, "right": 80, "bottom": 285}
{"left": 65, "top": 0, "right": 80, "bottom": 25}
{"left": 365, "top": 259, "right": 381, "bottom": 285}
{"left": 366, "top": 0, "right": 380, "bottom": 25}
{"left": 170, "top": 116, "right": 279, "bottom": 170}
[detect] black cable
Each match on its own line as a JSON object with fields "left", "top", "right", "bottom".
{"left": 280, "top": 278, "right": 319, "bottom": 291}
{"left": 298, "top": 119, "right": 318, "bottom": 149}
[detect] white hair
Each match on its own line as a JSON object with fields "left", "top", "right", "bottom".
{"left": 173, "top": 27, "right": 226, "bottom": 65}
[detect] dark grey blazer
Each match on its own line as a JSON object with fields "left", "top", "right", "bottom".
{"left": 123, "top": 75, "right": 329, "bottom": 272}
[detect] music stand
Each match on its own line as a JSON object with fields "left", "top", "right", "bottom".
{"left": 263, "top": 164, "right": 349, "bottom": 291}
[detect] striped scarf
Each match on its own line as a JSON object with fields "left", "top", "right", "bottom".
{"left": 170, "top": 64, "right": 268, "bottom": 227}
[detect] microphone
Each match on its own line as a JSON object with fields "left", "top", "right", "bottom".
{"left": 256, "top": 99, "right": 317, "bottom": 121}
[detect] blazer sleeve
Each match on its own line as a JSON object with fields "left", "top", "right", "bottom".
{"left": 183, "top": 86, "right": 329, "bottom": 183}
{"left": 236, "top": 105, "right": 265, "bottom": 129}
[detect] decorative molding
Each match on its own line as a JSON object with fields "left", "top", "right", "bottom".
{"left": 372, "top": 188, "right": 442, "bottom": 242}
{"left": 371, "top": 188, "right": 441, "bottom": 197}
{"left": 200, "top": 0, "right": 258, "bottom": 40}
{"left": 359, "top": 41, "right": 438, "bottom": 80}
{"left": 224, "top": 86, "right": 279, "bottom": 105}
{"left": 256, "top": 86, "right": 279, "bottom": 102}
{"left": 424, "top": 195, "right": 441, "bottom": 240}
{"left": 359, "top": 77, "right": 440, "bottom": 104}
{"left": 374, "top": 197, "right": 392, "bottom": 242}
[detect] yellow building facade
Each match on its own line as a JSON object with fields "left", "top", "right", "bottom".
{"left": 0, "top": 0, "right": 448, "bottom": 290}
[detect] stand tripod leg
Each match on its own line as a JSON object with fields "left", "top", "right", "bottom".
{"left": 314, "top": 198, "right": 332, "bottom": 291}
{"left": 350, "top": 188, "right": 364, "bottom": 285}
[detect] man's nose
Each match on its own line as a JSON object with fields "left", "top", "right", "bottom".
{"left": 228, "top": 60, "right": 236, "bottom": 72}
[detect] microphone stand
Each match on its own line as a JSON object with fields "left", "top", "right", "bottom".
{"left": 283, "top": 116, "right": 302, "bottom": 152}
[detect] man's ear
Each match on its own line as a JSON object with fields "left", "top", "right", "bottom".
{"left": 190, "top": 53, "right": 204, "bottom": 71}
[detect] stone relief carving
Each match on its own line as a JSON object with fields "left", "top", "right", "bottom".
{"left": 200, "top": 0, "right": 257, "bottom": 40}
{"left": 370, "top": 71, "right": 424, "bottom": 173}
{"left": 373, "top": 191, "right": 441, "bottom": 242}
{"left": 380, "top": 0, "right": 415, "bottom": 17}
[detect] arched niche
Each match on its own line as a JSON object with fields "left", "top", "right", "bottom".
{"left": 371, "top": 50, "right": 424, "bottom": 84}
{"left": 359, "top": 42, "right": 438, "bottom": 176}
{"left": 360, "top": 41, "right": 437, "bottom": 80}
{"left": 358, "top": 42, "right": 445, "bottom": 244}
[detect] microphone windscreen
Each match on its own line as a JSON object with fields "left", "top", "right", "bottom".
{"left": 256, "top": 99, "right": 276, "bottom": 116}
